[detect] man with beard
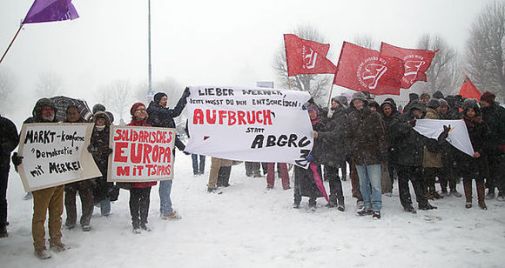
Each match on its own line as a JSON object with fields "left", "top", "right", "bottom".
{"left": 12, "top": 98, "right": 67, "bottom": 259}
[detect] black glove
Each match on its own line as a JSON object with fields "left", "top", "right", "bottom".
{"left": 183, "top": 151, "right": 191, "bottom": 155}
{"left": 11, "top": 152, "right": 23, "bottom": 166}
{"left": 183, "top": 87, "right": 190, "bottom": 98}
{"left": 87, "top": 144, "right": 96, "bottom": 153}
{"left": 106, "top": 148, "right": 113, "bottom": 155}
{"left": 408, "top": 119, "right": 416, "bottom": 127}
{"left": 438, "top": 125, "right": 451, "bottom": 141}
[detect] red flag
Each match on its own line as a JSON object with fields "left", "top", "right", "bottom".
{"left": 459, "top": 77, "right": 481, "bottom": 100}
{"left": 380, "top": 42, "right": 436, "bottom": 89}
{"left": 284, "top": 34, "right": 337, "bottom": 77}
{"left": 333, "top": 42, "right": 404, "bottom": 95}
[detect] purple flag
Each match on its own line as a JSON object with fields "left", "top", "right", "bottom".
{"left": 23, "top": 0, "right": 79, "bottom": 24}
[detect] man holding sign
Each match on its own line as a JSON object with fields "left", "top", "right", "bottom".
{"left": 14, "top": 99, "right": 67, "bottom": 259}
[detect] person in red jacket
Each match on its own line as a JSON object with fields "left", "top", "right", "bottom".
{"left": 128, "top": 102, "right": 157, "bottom": 233}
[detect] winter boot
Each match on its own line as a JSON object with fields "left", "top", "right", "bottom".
{"left": 50, "top": 242, "right": 69, "bottom": 253}
{"left": 372, "top": 211, "right": 381, "bottom": 219}
{"left": 476, "top": 180, "right": 487, "bottom": 210}
{"left": 404, "top": 206, "right": 417, "bottom": 214}
{"left": 497, "top": 193, "right": 505, "bottom": 202}
{"left": 34, "top": 248, "right": 52, "bottom": 260}
{"left": 450, "top": 188, "right": 462, "bottom": 198}
{"left": 463, "top": 179, "right": 473, "bottom": 209}
{"left": 0, "top": 226, "right": 7, "bottom": 238}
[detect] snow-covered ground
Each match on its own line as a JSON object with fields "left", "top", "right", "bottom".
{"left": 1, "top": 155, "right": 505, "bottom": 267}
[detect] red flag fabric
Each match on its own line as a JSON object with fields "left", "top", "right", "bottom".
{"left": 284, "top": 34, "right": 337, "bottom": 77}
{"left": 333, "top": 42, "right": 404, "bottom": 95}
{"left": 459, "top": 77, "right": 481, "bottom": 100}
{"left": 380, "top": 42, "right": 436, "bottom": 89}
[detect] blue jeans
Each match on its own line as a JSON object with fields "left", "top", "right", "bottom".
{"left": 356, "top": 164, "right": 382, "bottom": 212}
{"left": 159, "top": 180, "right": 173, "bottom": 215}
{"left": 100, "top": 198, "right": 111, "bottom": 216}
{"left": 191, "top": 154, "right": 205, "bottom": 175}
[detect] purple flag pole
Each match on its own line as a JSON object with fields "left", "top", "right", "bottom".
{"left": 0, "top": 23, "right": 24, "bottom": 64}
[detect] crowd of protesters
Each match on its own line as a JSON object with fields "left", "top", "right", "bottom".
{"left": 0, "top": 87, "right": 504, "bottom": 259}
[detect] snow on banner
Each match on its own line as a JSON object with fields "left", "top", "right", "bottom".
{"left": 17, "top": 123, "right": 101, "bottom": 192}
{"left": 185, "top": 86, "right": 313, "bottom": 168}
{"left": 108, "top": 126, "right": 176, "bottom": 182}
{"left": 414, "top": 119, "right": 475, "bottom": 156}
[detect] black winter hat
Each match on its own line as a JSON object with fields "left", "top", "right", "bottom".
{"left": 92, "top": 104, "right": 106, "bottom": 114}
{"left": 427, "top": 99, "right": 440, "bottom": 109}
{"left": 154, "top": 92, "right": 167, "bottom": 103}
{"left": 433, "top": 91, "right": 444, "bottom": 99}
{"left": 463, "top": 99, "right": 481, "bottom": 116}
{"left": 93, "top": 111, "right": 111, "bottom": 126}
{"left": 409, "top": 93, "right": 419, "bottom": 102}
{"left": 384, "top": 97, "right": 397, "bottom": 107}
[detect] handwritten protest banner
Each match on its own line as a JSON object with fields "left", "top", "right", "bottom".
{"left": 108, "top": 126, "right": 176, "bottom": 182}
{"left": 17, "top": 123, "right": 101, "bottom": 192}
{"left": 185, "top": 86, "right": 314, "bottom": 167}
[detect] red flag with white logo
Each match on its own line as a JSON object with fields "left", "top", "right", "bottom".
{"left": 284, "top": 34, "right": 337, "bottom": 76}
{"left": 333, "top": 42, "right": 404, "bottom": 95}
{"left": 380, "top": 42, "right": 436, "bottom": 89}
{"left": 459, "top": 77, "right": 481, "bottom": 100}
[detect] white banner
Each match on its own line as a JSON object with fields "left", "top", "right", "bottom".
{"left": 17, "top": 123, "right": 102, "bottom": 192}
{"left": 185, "top": 86, "right": 313, "bottom": 168}
{"left": 414, "top": 119, "right": 475, "bottom": 156}
{"left": 108, "top": 126, "right": 176, "bottom": 182}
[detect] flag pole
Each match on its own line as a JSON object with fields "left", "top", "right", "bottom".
{"left": 326, "top": 74, "right": 336, "bottom": 108}
{"left": 0, "top": 23, "right": 23, "bottom": 64}
{"left": 147, "top": 0, "right": 153, "bottom": 99}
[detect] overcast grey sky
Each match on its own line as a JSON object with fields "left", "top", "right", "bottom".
{"left": 0, "top": 0, "right": 498, "bottom": 118}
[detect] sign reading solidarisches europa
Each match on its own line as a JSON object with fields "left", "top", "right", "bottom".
{"left": 108, "top": 126, "right": 176, "bottom": 182}
{"left": 17, "top": 123, "right": 101, "bottom": 192}
{"left": 185, "top": 86, "right": 314, "bottom": 168}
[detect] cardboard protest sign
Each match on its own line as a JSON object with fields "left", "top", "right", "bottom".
{"left": 108, "top": 126, "right": 176, "bottom": 182}
{"left": 185, "top": 86, "right": 314, "bottom": 168}
{"left": 17, "top": 123, "right": 101, "bottom": 192}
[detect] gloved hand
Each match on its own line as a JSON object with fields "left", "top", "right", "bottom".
{"left": 183, "top": 87, "right": 190, "bottom": 98}
{"left": 87, "top": 144, "right": 97, "bottom": 153}
{"left": 408, "top": 119, "right": 416, "bottom": 127}
{"left": 438, "top": 125, "right": 451, "bottom": 141}
{"left": 106, "top": 148, "right": 113, "bottom": 155}
{"left": 183, "top": 151, "right": 191, "bottom": 155}
{"left": 11, "top": 152, "right": 23, "bottom": 166}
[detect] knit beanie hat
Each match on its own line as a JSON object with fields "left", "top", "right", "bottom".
{"left": 480, "top": 91, "right": 496, "bottom": 104}
{"left": 154, "top": 92, "right": 167, "bottom": 103}
{"left": 130, "top": 102, "right": 145, "bottom": 116}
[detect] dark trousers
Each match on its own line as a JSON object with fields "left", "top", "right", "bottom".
{"left": 397, "top": 165, "right": 429, "bottom": 208}
{"left": 191, "top": 154, "right": 205, "bottom": 175}
{"left": 217, "top": 166, "right": 232, "bottom": 187}
{"left": 324, "top": 165, "right": 344, "bottom": 205}
{"left": 245, "top": 162, "right": 261, "bottom": 177}
{"left": 423, "top": 167, "right": 441, "bottom": 193}
{"left": 488, "top": 156, "right": 505, "bottom": 194}
{"left": 129, "top": 187, "right": 151, "bottom": 228}
{"left": 0, "top": 165, "right": 9, "bottom": 229}
{"left": 65, "top": 180, "right": 94, "bottom": 227}
{"left": 439, "top": 166, "right": 457, "bottom": 192}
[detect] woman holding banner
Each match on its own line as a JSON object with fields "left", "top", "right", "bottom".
{"left": 128, "top": 102, "right": 157, "bottom": 233}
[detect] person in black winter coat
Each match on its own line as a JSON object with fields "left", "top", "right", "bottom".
{"left": 380, "top": 100, "right": 400, "bottom": 195}
{"left": 88, "top": 111, "right": 114, "bottom": 216}
{"left": 314, "top": 98, "right": 347, "bottom": 211}
{"left": 0, "top": 114, "right": 19, "bottom": 237}
{"left": 146, "top": 89, "right": 189, "bottom": 220}
{"left": 480, "top": 91, "right": 505, "bottom": 201}
{"left": 293, "top": 105, "right": 323, "bottom": 209}
{"left": 456, "top": 100, "right": 489, "bottom": 209}
{"left": 390, "top": 101, "right": 445, "bottom": 213}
